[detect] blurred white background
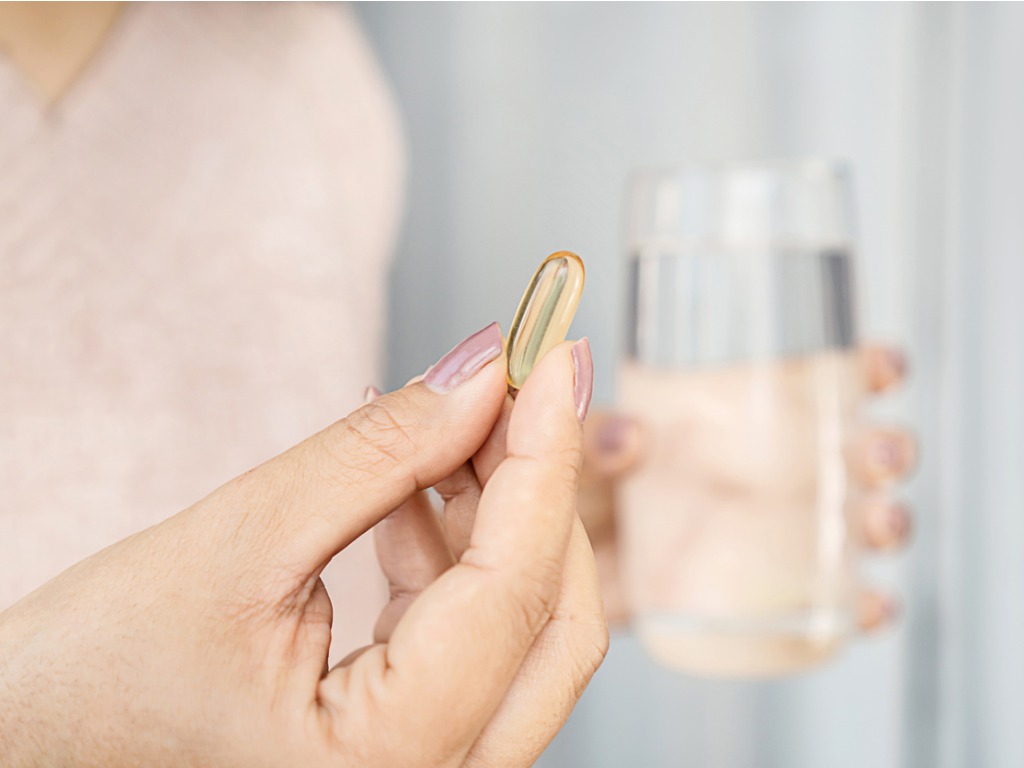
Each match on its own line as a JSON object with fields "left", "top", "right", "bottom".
{"left": 357, "top": 3, "right": 1023, "bottom": 766}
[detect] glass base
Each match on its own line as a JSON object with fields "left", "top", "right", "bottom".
{"left": 634, "top": 610, "right": 852, "bottom": 679}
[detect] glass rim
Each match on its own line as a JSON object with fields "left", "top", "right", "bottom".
{"left": 624, "top": 156, "right": 856, "bottom": 251}
{"left": 626, "top": 156, "right": 852, "bottom": 186}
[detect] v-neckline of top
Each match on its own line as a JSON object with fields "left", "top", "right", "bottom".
{"left": 0, "top": 3, "right": 140, "bottom": 123}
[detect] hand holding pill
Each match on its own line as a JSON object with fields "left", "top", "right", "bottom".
{"left": 0, "top": 254, "right": 602, "bottom": 768}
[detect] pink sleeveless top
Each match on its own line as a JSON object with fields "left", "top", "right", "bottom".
{"left": 0, "top": 3, "right": 403, "bottom": 656}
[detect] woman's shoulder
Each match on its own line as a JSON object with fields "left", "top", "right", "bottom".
{"left": 133, "top": 3, "right": 396, "bottom": 105}
{"left": 112, "top": 1, "right": 405, "bottom": 252}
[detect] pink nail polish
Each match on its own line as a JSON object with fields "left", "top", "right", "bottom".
{"left": 364, "top": 385, "right": 382, "bottom": 404}
{"left": 885, "top": 349, "right": 907, "bottom": 379}
{"left": 597, "top": 415, "right": 635, "bottom": 454}
{"left": 887, "top": 503, "right": 911, "bottom": 539}
{"left": 424, "top": 322, "right": 504, "bottom": 394}
{"left": 872, "top": 438, "right": 905, "bottom": 472}
{"left": 881, "top": 594, "right": 902, "bottom": 623}
{"left": 571, "top": 338, "right": 593, "bottom": 423}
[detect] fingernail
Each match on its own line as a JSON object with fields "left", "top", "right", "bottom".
{"left": 884, "top": 349, "right": 907, "bottom": 380}
{"left": 865, "top": 500, "right": 911, "bottom": 549}
{"left": 597, "top": 415, "right": 635, "bottom": 455}
{"left": 424, "top": 322, "right": 504, "bottom": 394}
{"left": 871, "top": 437, "right": 906, "bottom": 473}
{"left": 364, "top": 385, "right": 382, "bottom": 404}
{"left": 859, "top": 592, "right": 902, "bottom": 632}
{"left": 886, "top": 503, "right": 911, "bottom": 540}
{"left": 571, "top": 338, "right": 593, "bottom": 423}
{"left": 880, "top": 594, "right": 902, "bottom": 624}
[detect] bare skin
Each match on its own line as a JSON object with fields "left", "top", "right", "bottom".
{"left": 0, "top": 343, "right": 606, "bottom": 768}
{"left": 578, "top": 345, "right": 916, "bottom": 632}
{"left": 0, "top": 2, "right": 123, "bottom": 104}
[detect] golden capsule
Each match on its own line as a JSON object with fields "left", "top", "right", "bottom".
{"left": 506, "top": 251, "right": 586, "bottom": 392}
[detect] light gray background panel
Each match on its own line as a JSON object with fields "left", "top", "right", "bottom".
{"left": 357, "top": 4, "right": 1024, "bottom": 766}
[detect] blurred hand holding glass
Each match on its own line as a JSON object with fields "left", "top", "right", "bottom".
{"left": 619, "top": 161, "right": 864, "bottom": 677}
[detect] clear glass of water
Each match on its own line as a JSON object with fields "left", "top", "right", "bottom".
{"left": 619, "top": 160, "right": 864, "bottom": 677}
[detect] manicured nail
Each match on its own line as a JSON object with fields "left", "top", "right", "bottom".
{"left": 886, "top": 503, "right": 911, "bottom": 540}
{"left": 364, "top": 386, "right": 382, "bottom": 404}
{"left": 871, "top": 436, "right": 906, "bottom": 474}
{"left": 864, "top": 500, "right": 911, "bottom": 549}
{"left": 880, "top": 594, "right": 902, "bottom": 624}
{"left": 571, "top": 338, "right": 593, "bottom": 423}
{"left": 859, "top": 591, "right": 901, "bottom": 632}
{"left": 424, "top": 322, "right": 504, "bottom": 394}
{"left": 597, "top": 415, "right": 635, "bottom": 455}
{"left": 884, "top": 349, "right": 907, "bottom": 380}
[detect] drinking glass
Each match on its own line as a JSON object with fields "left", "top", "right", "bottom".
{"left": 618, "top": 160, "right": 864, "bottom": 677}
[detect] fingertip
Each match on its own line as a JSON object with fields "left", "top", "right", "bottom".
{"left": 863, "top": 345, "right": 908, "bottom": 393}
{"left": 862, "top": 428, "right": 919, "bottom": 485}
{"left": 583, "top": 412, "right": 645, "bottom": 478}
{"left": 857, "top": 590, "right": 901, "bottom": 633}
{"left": 422, "top": 321, "right": 506, "bottom": 395}
{"left": 861, "top": 499, "right": 913, "bottom": 550}
{"left": 507, "top": 341, "right": 582, "bottom": 457}
{"left": 404, "top": 352, "right": 510, "bottom": 418}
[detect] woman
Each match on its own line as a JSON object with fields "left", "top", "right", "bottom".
{"left": 0, "top": 3, "right": 915, "bottom": 765}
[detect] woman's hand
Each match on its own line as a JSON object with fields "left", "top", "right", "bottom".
{"left": 578, "top": 345, "right": 917, "bottom": 631}
{"left": 0, "top": 325, "right": 606, "bottom": 768}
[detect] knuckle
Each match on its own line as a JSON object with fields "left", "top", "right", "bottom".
{"left": 516, "top": 575, "right": 562, "bottom": 636}
{"left": 435, "top": 465, "right": 478, "bottom": 503}
{"left": 549, "top": 595, "right": 611, "bottom": 686}
{"left": 555, "top": 442, "right": 585, "bottom": 486}
{"left": 588, "top": 618, "right": 611, "bottom": 670}
{"left": 330, "top": 396, "right": 420, "bottom": 479}
{"left": 462, "top": 551, "right": 562, "bottom": 637}
{"left": 567, "top": 617, "right": 610, "bottom": 698}
{"left": 509, "top": 444, "right": 584, "bottom": 501}
{"left": 522, "top": 555, "right": 568, "bottom": 629}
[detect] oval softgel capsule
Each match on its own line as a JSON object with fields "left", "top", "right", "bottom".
{"left": 506, "top": 251, "right": 586, "bottom": 391}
